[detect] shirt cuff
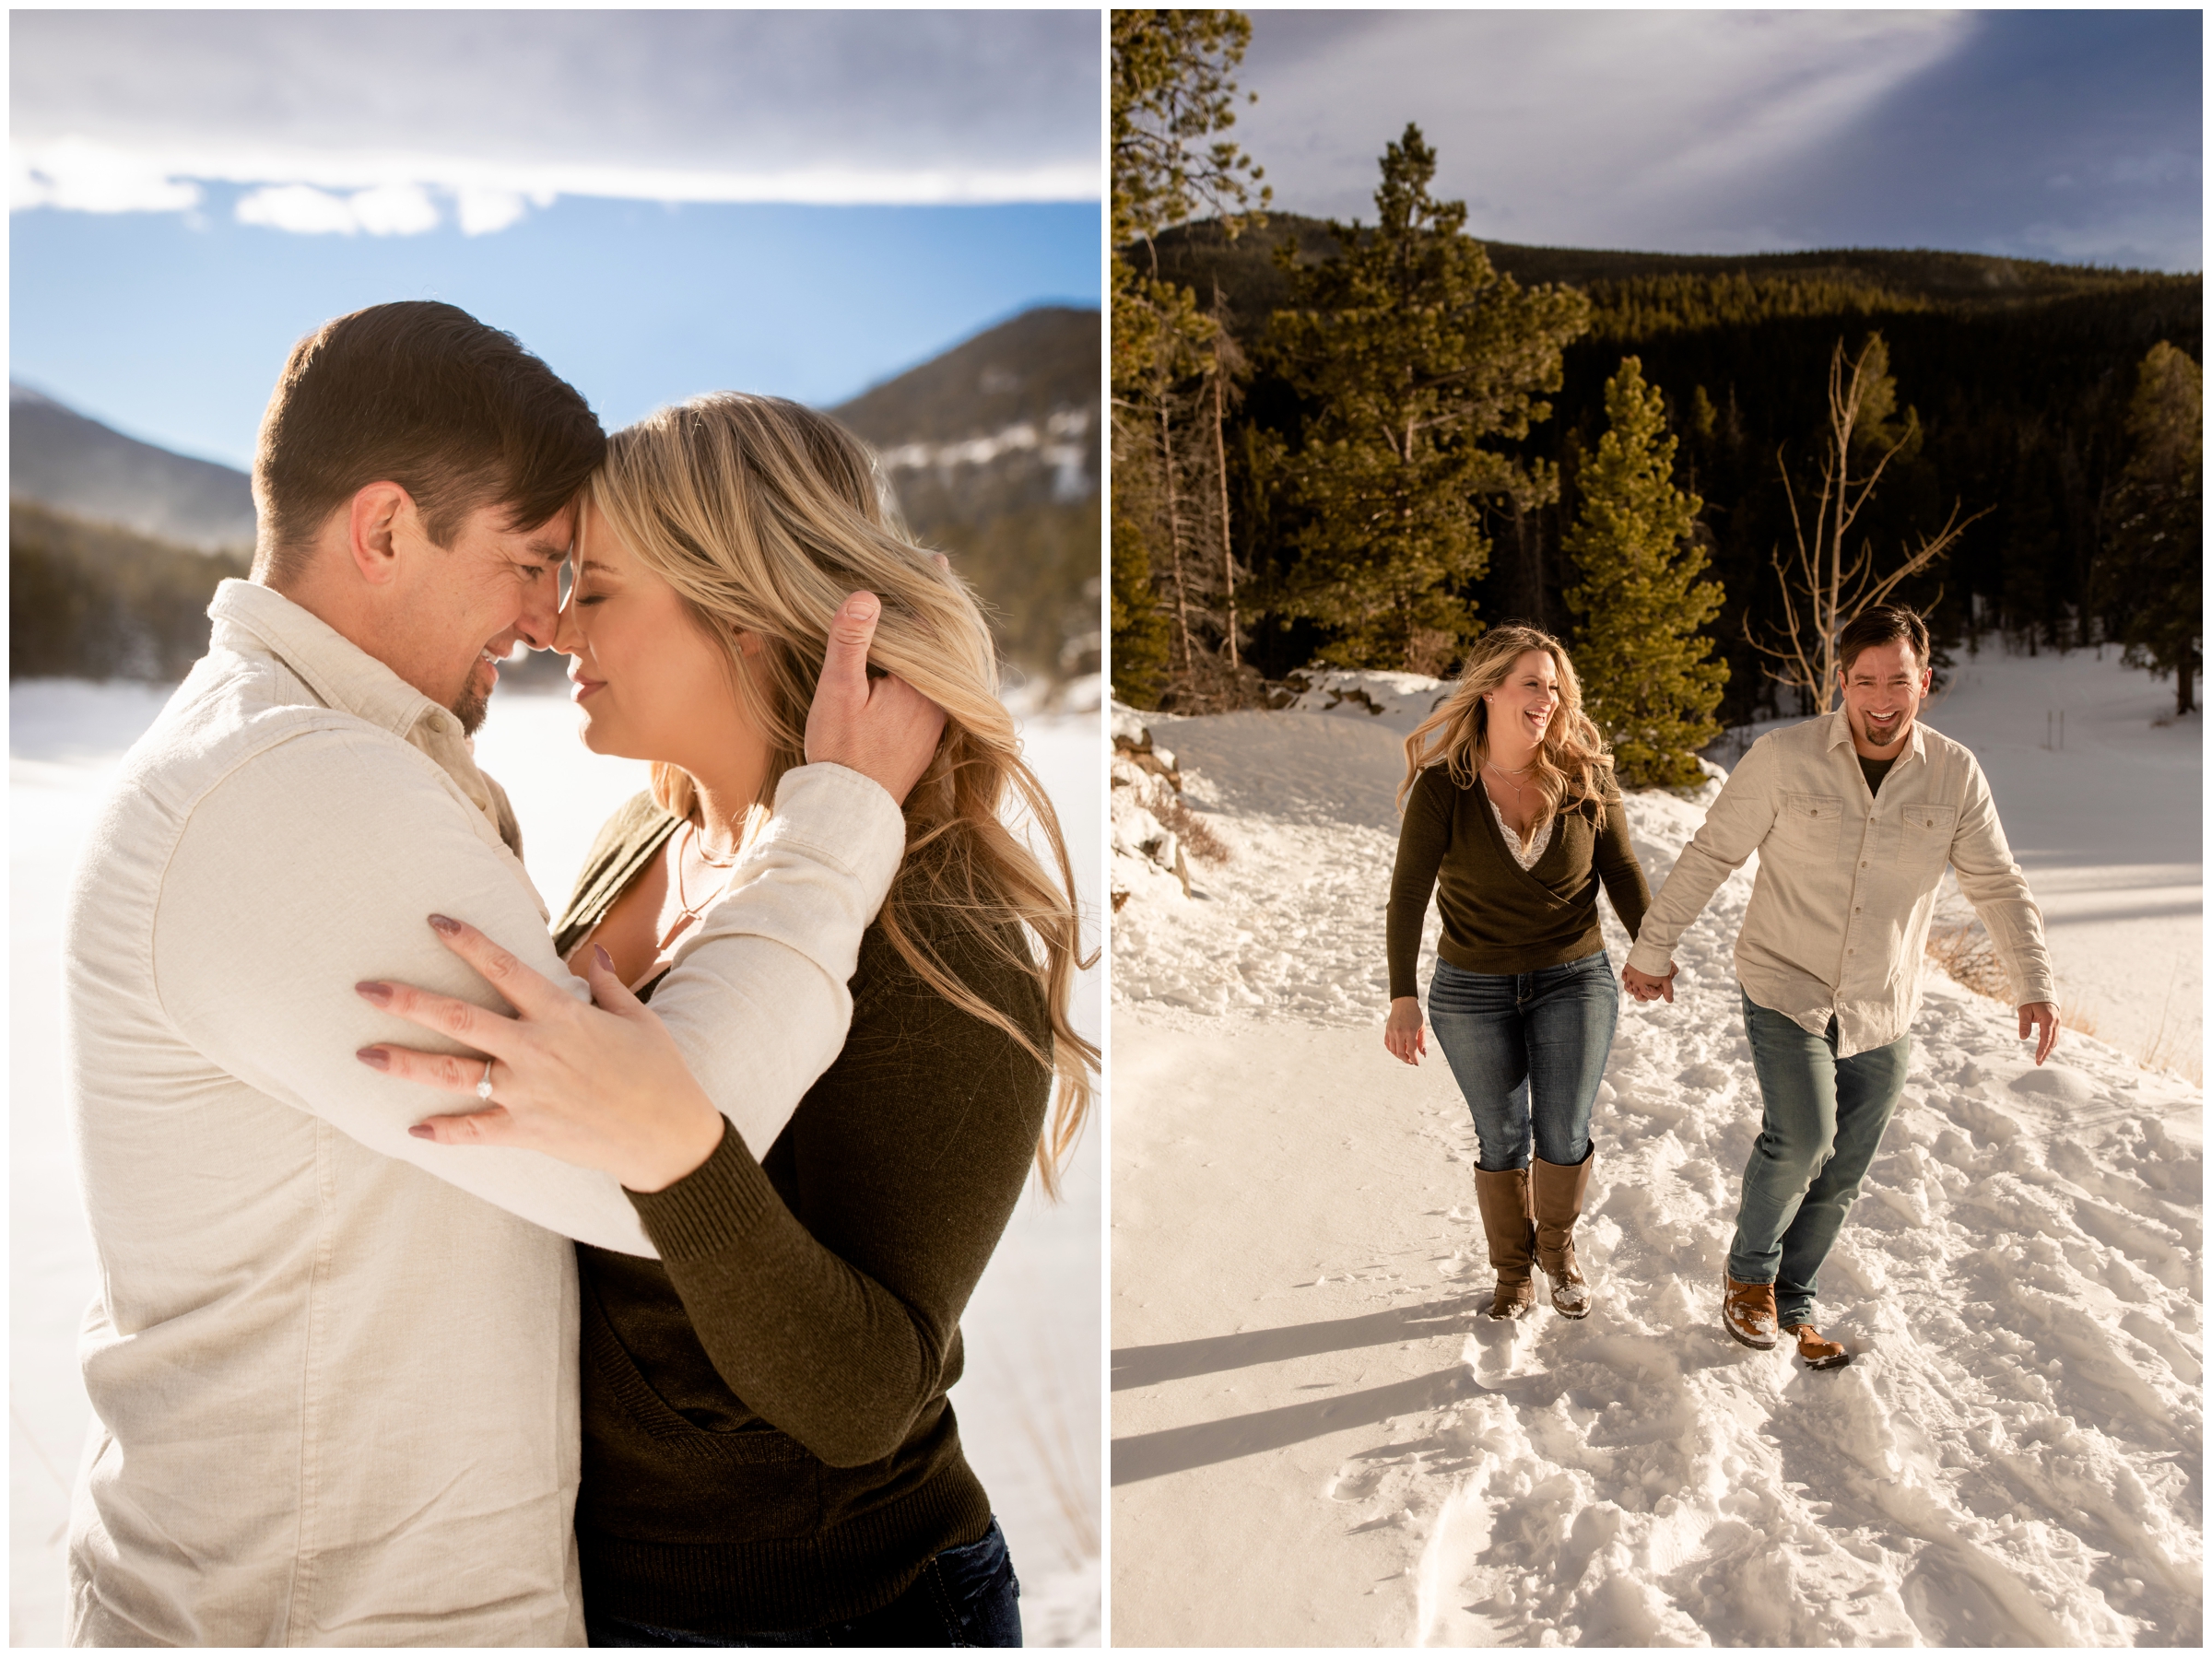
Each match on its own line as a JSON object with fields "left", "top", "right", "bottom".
{"left": 628, "top": 1117, "right": 780, "bottom": 1262}
{"left": 765, "top": 762, "right": 907, "bottom": 906}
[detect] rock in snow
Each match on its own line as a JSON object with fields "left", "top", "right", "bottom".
{"left": 1111, "top": 677, "right": 2200, "bottom": 1647}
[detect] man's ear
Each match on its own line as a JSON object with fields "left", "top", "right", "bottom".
{"left": 345, "top": 482, "right": 416, "bottom": 587}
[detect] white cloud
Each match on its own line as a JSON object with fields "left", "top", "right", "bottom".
{"left": 11, "top": 137, "right": 203, "bottom": 214}
{"left": 8, "top": 10, "right": 1101, "bottom": 231}
{"left": 1238, "top": 11, "right": 1975, "bottom": 249}
{"left": 232, "top": 182, "right": 441, "bottom": 237}
{"left": 455, "top": 187, "right": 531, "bottom": 237}
{"left": 349, "top": 183, "right": 440, "bottom": 237}
{"left": 233, "top": 184, "right": 357, "bottom": 235}
{"left": 11, "top": 138, "right": 1101, "bottom": 228}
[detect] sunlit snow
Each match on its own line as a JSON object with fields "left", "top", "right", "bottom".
{"left": 1110, "top": 643, "right": 2200, "bottom": 1647}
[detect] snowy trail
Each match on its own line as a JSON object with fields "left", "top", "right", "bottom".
{"left": 11, "top": 680, "right": 1102, "bottom": 1647}
{"left": 1110, "top": 675, "right": 2200, "bottom": 1647}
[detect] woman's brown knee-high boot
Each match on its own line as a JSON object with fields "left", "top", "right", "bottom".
{"left": 1473, "top": 1166, "right": 1536, "bottom": 1320}
{"left": 1530, "top": 1152, "right": 1594, "bottom": 1318}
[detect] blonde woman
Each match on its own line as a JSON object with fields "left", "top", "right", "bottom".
{"left": 1383, "top": 626, "right": 1652, "bottom": 1322}
{"left": 355, "top": 394, "right": 1094, "bottom": 1646}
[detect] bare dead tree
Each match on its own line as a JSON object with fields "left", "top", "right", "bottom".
{"left": 1206, "top": 280, "right": 1247, "bottom": 671}
{"left": 1156, "top": 384, "right": 1195, "bottom": 674}
{"left": 1752, "top": 335, "right": 1988, "bottom": 710}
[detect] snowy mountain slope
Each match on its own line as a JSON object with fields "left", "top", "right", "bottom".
{"left": 1109, "top": 677, "right": 2201, "bottom": 1647}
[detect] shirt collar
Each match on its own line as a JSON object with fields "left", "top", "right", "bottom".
{"left": 209, "top": 580, "right": 456, "bottom": 737}
{"left": 206, "top": 579, "right": 497, "bottom": 817}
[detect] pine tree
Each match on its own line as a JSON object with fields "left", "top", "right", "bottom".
{"left": 2094, "top": 340, "right": 2202, "bottom": 714}
{"left": 1110, "top": 490, "right": 1172, "bottom": 706}
{"left": 1109, "top": 10, "right": 1267, "bottom": 705}
{"left": 1563, "top": 358, "right": 1729, "bottom": 789}
{"left": 1268, "top": 124, "right": 1587, "bottom": 672}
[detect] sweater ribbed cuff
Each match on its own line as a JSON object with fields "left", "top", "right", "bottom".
{"left": 628, "top": 1118, "right": 781, "bottom": 1261}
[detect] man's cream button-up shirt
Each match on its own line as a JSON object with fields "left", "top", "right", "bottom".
{"left": 1626, "top": 709, "right": 2054, "bottom": 1058}
{"left": 63, "top": 581, "right": 907, "bottom": 1646}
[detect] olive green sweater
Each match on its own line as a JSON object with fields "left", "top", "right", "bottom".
{"left": 1386, "top": 765, "right": 1652, "bottom": 999}
{"left": 553, "top": 793, "right": 1052, "bottom": 1636}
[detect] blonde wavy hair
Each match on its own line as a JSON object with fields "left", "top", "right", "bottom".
{"left": 1397, "top": 625, "right": 1614, "bottom": 822}
{"left": 587, "top": 393, "right": 1096, "bottom": 1195}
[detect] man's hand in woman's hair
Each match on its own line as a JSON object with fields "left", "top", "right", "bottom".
{"left": 355, "top": 915, "right": 726, "bottom": 1193}
{"left": 804, "top": 590, "right": 947, "bottom": 805}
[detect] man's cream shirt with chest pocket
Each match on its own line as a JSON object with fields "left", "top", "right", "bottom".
{"left": 63, "top": 580, "right": 907, "bottom": 1646}
{"left": 1626, "top": 709, "right": 2054, "bottom": 1058}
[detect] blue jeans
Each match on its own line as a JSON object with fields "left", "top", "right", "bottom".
{"left": 1426, "top": 953, "right": 1619, "bottom": 1171}
{"left": 1728, "top": 993, "right": 1911, "bottom": 1328}
{"left": 585, "top": 1518, "right": 1020, "bottom": 1647}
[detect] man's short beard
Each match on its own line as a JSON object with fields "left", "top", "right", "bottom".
{"left": 1856, "top": 709, "right": 1907, "bottom": 749}
{"left": 453, "top": 680, "right": 491, "bottom": 737}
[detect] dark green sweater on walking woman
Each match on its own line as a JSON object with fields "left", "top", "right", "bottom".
{"left": 552, "top": 793, "right": 1053, "bottom": 1637}
{"left": 1386, "top": 764, "right": 1653, "bottom": 1000}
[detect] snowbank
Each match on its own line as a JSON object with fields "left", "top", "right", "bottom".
{"left": 11, "top": 679, "right": 1100, "bottom": 1647}
{"left": 1110, "top": 665, "right": 2200, "bottom": 1647}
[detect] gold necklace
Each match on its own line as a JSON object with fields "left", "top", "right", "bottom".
{"left": 658, "top": 820, "right": 742, "bottom": 953}
{"left": 1485, "top": 758, "right": 1534, "bottom": 804}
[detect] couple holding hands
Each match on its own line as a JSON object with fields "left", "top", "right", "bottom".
{"left": 1385, "top": 609, "right": 2058, "bottom": 1369}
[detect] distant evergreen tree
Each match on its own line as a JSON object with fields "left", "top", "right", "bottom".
{"left": 1563, "top": 358, "right": 1728, "bottom": 788}
{"left": 1110, "top": 9, "right": 1268, "bottom": 707}
{"left": 1268, "top": 124, "right": 1587, "bottom": 672}
{"left": 1110, "top": 490, "right": 1173, "bottom": 706}
{"left": 2093, "top": 340, "right": 2202, "bottom": 714}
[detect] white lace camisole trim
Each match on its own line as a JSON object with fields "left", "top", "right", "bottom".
{"left": 1487, "top": 791, "right": 1556, "bottom": 872}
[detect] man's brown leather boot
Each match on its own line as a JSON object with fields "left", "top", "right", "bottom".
{"left": 1474, "top": 1167, "right": 1536, "bottom": 1320}
{"left": 1785, "top": 1323, "right": 1852, "bottom": 1370}
{"left": 1530, "top": 1153, "right": 1594, "bottom": 1319}
{"left": 1722, "top": 1275, "right": 1779, "bottom": 1350}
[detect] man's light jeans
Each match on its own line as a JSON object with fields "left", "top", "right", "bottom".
{"left": 1726, "top": 991, "right": 1912, "bottom": 1329}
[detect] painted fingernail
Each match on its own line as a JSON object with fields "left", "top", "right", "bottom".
{"left": 407, "top": 1123, "right": 434, "bottom": 1139}
{"left": 355, "top": 981, "right": 392, "bottom": 1005}
{"left": 356, "top": 1047, "right": 390, "bottom": 1070}
{"left": 429, "top": 914, "right": 461, "bottom": 935}
{"left": 594, "top": 946, "right": 615, "bottom": 972}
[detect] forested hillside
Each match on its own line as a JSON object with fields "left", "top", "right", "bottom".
{"left": 9, "top": 499, "right": 249, "bottom": 680}
{"left": 1127, "top": 209, "right": 2199, "bottom": 723}
{"left": 11, "top": 307, "right": 1102, "bottom": 690}
{"left": 833, "top": 305, "right": 1101, "bottom": 689}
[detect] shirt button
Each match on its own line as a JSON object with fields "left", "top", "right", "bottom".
{"left": 1860, "top": 862, "right": 1868, "bottom": 869}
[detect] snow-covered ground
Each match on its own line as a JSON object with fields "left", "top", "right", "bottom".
{"left": 11, "top": 676, "right": 1101, "bottom": 1647}
{"left": 1109, "top": 647, "right": 2201, "bottom": 1647}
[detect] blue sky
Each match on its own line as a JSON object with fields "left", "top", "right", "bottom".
{"left": 9, "top": 10, "right": 1101, "bottom": 470}
{"left": 1238, "top": 10, "right": 2201, "bottom": 271}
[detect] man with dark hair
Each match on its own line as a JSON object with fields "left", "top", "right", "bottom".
{"left": 1622, "top": 604, "right": 2057, "bottom": 1370}
{"left": 63, "top": 302, "right": 942, "bottom": 1645}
